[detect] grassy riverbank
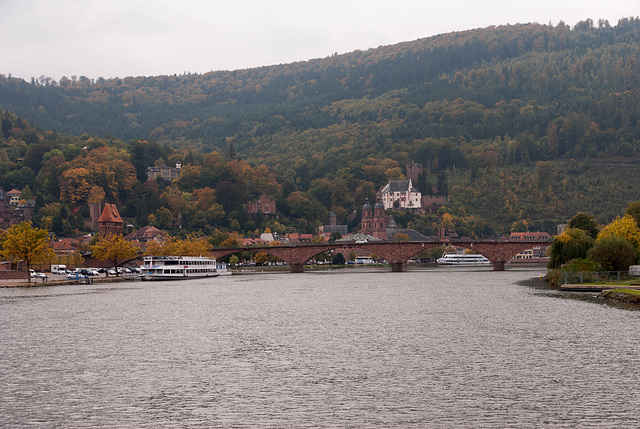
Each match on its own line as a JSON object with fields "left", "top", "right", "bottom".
{"left": 599, "top": 289, "right": 640, "bottom": 304}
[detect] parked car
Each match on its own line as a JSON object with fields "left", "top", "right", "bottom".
{"left": 67, "top": 273, "right": 88, "bottom": 280}
{"left": 51, "top": 264, "right": 67, "bottom": 274}
{"left": 29, "top": 269, "right": 47, "bottom": 279}
{"left": 76, "top": 268, "right": 99, "bottom": 277}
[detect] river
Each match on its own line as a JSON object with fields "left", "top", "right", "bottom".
{"left": 1, "top": 267, "right": 639, "bottom": 428}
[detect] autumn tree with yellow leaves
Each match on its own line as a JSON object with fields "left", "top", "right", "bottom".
{"left": 596, "top": 215, "right": 640, "bottom": 250}
{"left": 144, "top": 235, "right": 210, "bottom": 257}
{"left": 0, "top": 221, "right": 55, "bottom": 283}
{"left": 92, "top": 234, "right": 139, "bottom": 276}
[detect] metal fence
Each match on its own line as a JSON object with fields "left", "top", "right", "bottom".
{"left": 563, "top": 271, "right": 637, "bottom": 285}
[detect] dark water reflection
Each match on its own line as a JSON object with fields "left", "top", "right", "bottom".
{"left": 1, "top": 267, "right": 639, "bottom": 428}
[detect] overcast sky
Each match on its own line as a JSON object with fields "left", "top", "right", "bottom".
{"left": 1, "top": 0, "right": 639, "bottom": 81}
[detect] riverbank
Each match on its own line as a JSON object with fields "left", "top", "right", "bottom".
{"left": 0, "top": 276, "right": 136, "bottom": 288}
{"left": 599, "top": 288, "right": 640, "bottom": 304}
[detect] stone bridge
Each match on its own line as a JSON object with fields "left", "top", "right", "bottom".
{"left": 209, "top": 240, "right": 549, "bottom": 273}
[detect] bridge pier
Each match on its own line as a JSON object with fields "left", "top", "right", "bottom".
{"left": 290, "top": 263, "right": 304, "bottom": 273}
{"left": 391, "top": 262, "right": 404, "bottom": 272}
{"left": 492, "top": 260, "right": 506, "bottom": 271}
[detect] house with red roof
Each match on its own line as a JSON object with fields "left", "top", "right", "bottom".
{"left": 50, "top": 238, "right": 77, "bottom": 255}
{"left": 124, "top": 226, "right": 167, "bottom": 250}
{"left": 7, "top": 189, "right": 21, "bottom": 205}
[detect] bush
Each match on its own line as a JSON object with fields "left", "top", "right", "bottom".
{"left": 545, "top": 268, "right": 565, "bottom": 287}
{"left": 563, "top": 258, "right": 600, "bottom": 272}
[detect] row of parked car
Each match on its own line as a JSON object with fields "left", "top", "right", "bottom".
{"left": 65, "top": 267, "right": 141, "bottom": 279}
{"left": 29, "top": 266, "right": 141, "bottom": 281}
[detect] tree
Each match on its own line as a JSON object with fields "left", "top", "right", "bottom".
{"left": 625, "top": 200, "right": 640, "bottom": 227}
{"left": 332, "top": 252, "right": 346, "bottom": 265}
{"left": 154, "top": 207, "right": 172, "bottom": 229}
{"left": 145, "top": 236, "right": 209, "bottom": 257}
{"left": 589, "top": 236, "right": 638, "bottom": 271}
{"left": 92, "top": 234, "right": 139, "bottom": 276}
{"left": 437, "top": 171, "right": 448, "bottom": 195}
{"left": 547, "top": 228, "right": 595, "bottom": 269}
{"left": 329, "top": 231, "right": 342, "bottom": 243}
{"left": 510, "top": 219, "right": 529, "bottom": 233}
{"left": 0, "top": 221, "right": 54, "bottom": 283}
{"left": 568, "top": 212, "right": 599, "bottom": 239}
{"left": 216, "top": 181, "right": 243, "bottom": 213}
{"left": 60, "top": 167, "right": 93, "bottom": 204}
{"left": 597, "top": 215, "right": 640, "bottom": 250}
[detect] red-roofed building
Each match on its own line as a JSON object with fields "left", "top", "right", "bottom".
{"left": 285, "top": 233, "right": 313, "bottom": 243}
{"left": 124, "top": 226, "right": 167, "bottom": 251}
{"left": 7, "top": 189, "right": 21, "bottom": 205}
{"left": 50, "top": 238, "right": 77, "bottom": 255}
{"left": 246, "top": 194, "right": 276, "bottom": 216}
{"left": 98, "top": 203, "right": 123, "bottom": 236}
{"left": 242, "top": 238, "right": 267, "bottom": 246}
{"left": 509, "top": 232, "right": 552, "bottom": 241}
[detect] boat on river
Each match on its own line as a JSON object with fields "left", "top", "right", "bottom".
{"left": 216, "top": 261, "right": 232, "bottom": 276}
{"left": 140, "top": 256, "right": 220, "bottom": 280}
{"left": 437, "top": 253, "right": 491, "bottom": 266}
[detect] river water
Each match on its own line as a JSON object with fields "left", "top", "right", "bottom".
{"left": 1, "top": 267, "right": 639, "bottom": 428}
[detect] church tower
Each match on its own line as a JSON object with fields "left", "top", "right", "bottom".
{"left": 360, "top": 199, "right": 373, "bottom": 235}
{"left": 372, "top": 200, "right": 388, "bottom": 240}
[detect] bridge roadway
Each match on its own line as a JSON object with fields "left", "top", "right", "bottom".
{"left": 209, "top": 239, "right": 550, "bottom": 273}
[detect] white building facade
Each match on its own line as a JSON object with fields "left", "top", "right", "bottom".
{"left": 377, "top": 179, "right": 422, "bottom": 210}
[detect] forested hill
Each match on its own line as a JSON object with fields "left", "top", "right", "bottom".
{"left": 2, "top": 18, "right": 640, "bottom": 165}
{"left": 1, "top": 18, "right": 640, "bottom": 238}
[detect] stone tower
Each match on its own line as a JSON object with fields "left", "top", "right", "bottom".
{"left": 97, "top": 203, "right": 124, "bottom": 236}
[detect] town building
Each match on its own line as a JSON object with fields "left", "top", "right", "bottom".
{"left": 124, "top": 226, "right": 167, "bottom": 250}
{"left": 97, "top": 203, "right": 124, "bottom": 236}
{"left": 7, "top": 189, "right": 21, "bottom": 205}
{"left": 285, "top": 233, "right": 313, "bottom": 244}
{"left": 50, "top": 238, "right": 77, "bottom": 256}
{"left": 147, "top": 163, "right": 182, "bottom": 181}
{"left": 377, "top": 179, "right": 422, "bottom": 210}
{"left": 246, "top": 194, "right": 276, "bottom": 216}
{"left": 509, "top": 232, "right": 552, "bottom": 241}
{"left": 0, "top": 188, "right": 35, "bottom": 228}
{"left": 509, "top": 232, "right": 551, "bottom": 260}
{"left": 318, "top": 211, "right": 348, "bottom": 237}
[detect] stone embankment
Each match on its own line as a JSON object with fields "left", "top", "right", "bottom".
{"left": 599, "top": 289, "right": 640, "bottom": 304}
{"left": 0, "top": 276, "right": 136, "bottom": 288}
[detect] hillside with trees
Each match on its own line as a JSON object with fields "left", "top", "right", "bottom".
{"left": 1, "top": 18, "right": 640, "bottom": 239}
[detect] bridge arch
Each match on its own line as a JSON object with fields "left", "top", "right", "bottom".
{"left": 454, "top": 241, "right": 546, "bottom": 270}
{"left": 209, "top": 240, "right": 549, "bottom": 273}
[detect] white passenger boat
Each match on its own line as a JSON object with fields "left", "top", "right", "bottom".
{"left": 437, "top": 253, "right": 491, "bottom": 266}
{"left": 140, "top": 256, "right": 220, "bottom": 280}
